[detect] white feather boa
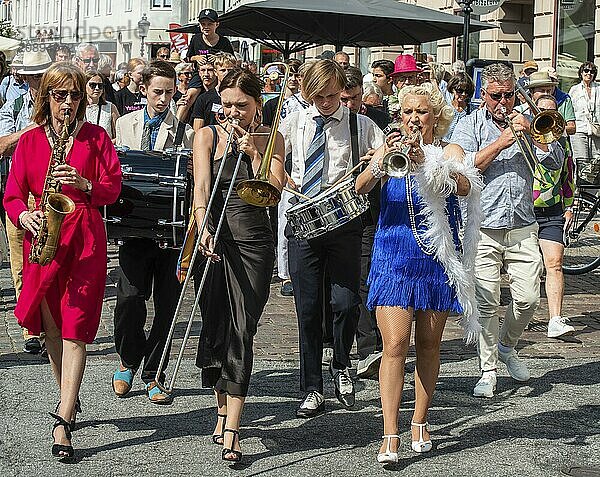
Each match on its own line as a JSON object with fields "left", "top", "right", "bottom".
{"left": 412, "top": 144, "right": 483, "bottom": 344}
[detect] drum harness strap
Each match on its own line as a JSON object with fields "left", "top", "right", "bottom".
{"left": 349, "top": 111, "right": 359, "bottom": 170}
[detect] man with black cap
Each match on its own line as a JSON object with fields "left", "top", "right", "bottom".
{"left": 187, "top": 9, "right": 234, "bottom": 64}
{"left": 178, "top": 8, "right": 234, "bottom": 124}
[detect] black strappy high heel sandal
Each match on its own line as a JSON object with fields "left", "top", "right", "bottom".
{"left": 221, "top": 429, "right": 242, "bottom": 463}
{"left": 212, "top": 414, "right": 227, "bottom": 445}
{"left": 50, "top": 412, "right": 74, "bottom": 459}
{"left": 54, "top": 397, "right": 82, "bottom": 431}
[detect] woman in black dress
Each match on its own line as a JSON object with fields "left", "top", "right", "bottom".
{"left": 192, "top": 68, "right": 285, "bottom": 463}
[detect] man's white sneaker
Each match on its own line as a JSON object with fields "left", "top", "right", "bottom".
{"left": 547, "top": 316, "right": 575, "bottom": 338}
{"left": 356, "top": 351, "right": 382, "bottom": 379}
{"left": 296, "top": 391, "right": 325, "bottom": 418}
{"left": 498, "top": 348, "right": 530, "bottom": 382}
{"left": 473, "top": 372, "right": 497, "bottom": 398}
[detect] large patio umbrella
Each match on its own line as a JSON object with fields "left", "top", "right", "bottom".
{"left": 170, "top": 0, "right": 492, "bottom": 57}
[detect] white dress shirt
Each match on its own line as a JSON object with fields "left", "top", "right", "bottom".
{"left": 280, "top": 104, "right": 384, "bottom": 188}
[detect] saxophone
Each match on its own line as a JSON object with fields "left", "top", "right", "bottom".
{"left": 29, "top": 111, "right": 76, "bottom": 265}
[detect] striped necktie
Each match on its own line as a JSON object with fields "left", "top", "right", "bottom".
{"left": 301, "top": 116, "right": 326, "bottom": 198}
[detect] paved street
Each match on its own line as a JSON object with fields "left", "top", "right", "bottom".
{"left": 1, "top": 247, "right": 600, "bottom": 476}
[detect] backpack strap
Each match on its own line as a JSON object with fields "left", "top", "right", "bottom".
{"left": 12, "top": 94, "right": 24, "bottom": 122}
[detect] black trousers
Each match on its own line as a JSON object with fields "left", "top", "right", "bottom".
{"left": 114, "top": 238, "right": 182, "bottom": 383}
{"left": 356, "top": 224, "right": 383, "bottom": 359}
{"left": 287, "top": 219, "right": 362, "bottom": 394}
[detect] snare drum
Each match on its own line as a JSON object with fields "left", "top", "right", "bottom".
{"left": 285, "top": 178, "right": 369, "bottom": 240}
{"left": 104, "top": 148, "right": 192, "bottom": 247}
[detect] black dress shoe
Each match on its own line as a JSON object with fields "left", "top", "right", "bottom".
{"left": 296, "top": 391, "right": 325, "bottom": 418}
{"left": 23, "top": 337, "right": 42, "bottom": 354}
{"left": 331, "top": 367, "right": 355, "bottom": 409}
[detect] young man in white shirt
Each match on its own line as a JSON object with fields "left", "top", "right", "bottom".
{"left": 280, "top": 60, "right": 384, "bottom": 417}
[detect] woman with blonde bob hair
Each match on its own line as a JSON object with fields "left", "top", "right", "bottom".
{"left": 3, "top": 62, "right": 121, "bottom": 459}
{"left": 356, "top": 81, "right": 482, "bottom": 464}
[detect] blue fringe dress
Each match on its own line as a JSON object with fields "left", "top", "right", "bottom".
{"left": 366, "top": 175, "right": 463, "bottom": 313}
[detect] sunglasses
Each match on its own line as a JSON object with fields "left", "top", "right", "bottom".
{"left": 88, "top": 82, "right": 104, "bottom": 90}
{"left": 455, "top": 88, "right": 468, "bottom": 95}
{"left": 50, "top": 89, "right": 84, "bottom": 102}
{"left": 583, "top": 68, "right": 596, "bottom": 74}
{"left": 158, "top": 54, "right": 169, "bottom": 59}
{"left": 485, "top": 90, "right": 515, "bottom": 101}
{"left": 80, "top": 57, "right": 100, "bottom": 64}
{"left": 180, "top": 71, "right": 193, "bottom": 77}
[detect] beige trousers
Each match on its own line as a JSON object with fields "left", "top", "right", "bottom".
{"left": 6, "top": 209, "right": 38, "bottom": 340}
{"left": 475, "top": 224, "right": 542, "bottom": 372}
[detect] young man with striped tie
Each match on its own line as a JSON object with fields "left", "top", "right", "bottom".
{"left": 280, "top": 60, "right": 384, "bottom": 417}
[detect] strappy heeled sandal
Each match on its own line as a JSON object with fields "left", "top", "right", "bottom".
{"left": 49, "top": 412, "right": 74, "bottom": 459}
{"left": 212, "top": 414, "right": 227, "bottom": 445}
{"left": 411, "top": 421, "right": 432, "bottom": 453}
{"left": 54, "top": 397, "right": 82, "bottom": 430}
{"left": 222, "top": 429, "right": 242, "bottom": 463}
{"left": 377, "top": 434, "right": 400, "bottom": 464}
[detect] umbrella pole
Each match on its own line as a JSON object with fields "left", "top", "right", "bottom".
{"left": 459, "top": 0, "right": 473, "bottom": 61}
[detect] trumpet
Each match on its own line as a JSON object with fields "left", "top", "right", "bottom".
{"left": 381, "top": 125, "right": 421, "bottom": 178}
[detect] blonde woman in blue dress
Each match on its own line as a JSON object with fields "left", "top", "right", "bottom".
{"left": 356, "top": 82, "right": 482, "bottom": 465}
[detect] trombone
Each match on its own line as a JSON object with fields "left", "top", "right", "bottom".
{"left": 154, "top": 65, "right": 289, "bottom": 394}
{"left": 500, "top": 83, "right": 566, "bottom": 175}
{"left": 236, "top": 62, "right": 289, "bottom": 207}
{"left": 154, "top": 119, "right": 244, "bottom": 394}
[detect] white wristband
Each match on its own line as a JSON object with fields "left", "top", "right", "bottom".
{"left": 18, "top": 210, "right": 27, "bottom": 228}
{"left": 370, "top": 159, "right": 385, "bottom": 179}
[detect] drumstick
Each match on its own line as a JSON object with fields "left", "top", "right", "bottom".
{"left": 284, "top": 187, "right": 310, "bottom": 200}
{"left": 330, "top": 161, "right": 366, "bottom": 189}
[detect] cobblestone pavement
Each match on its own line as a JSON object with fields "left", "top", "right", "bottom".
{"left": 2, "top": 246, "right": 600, "bottom": 363}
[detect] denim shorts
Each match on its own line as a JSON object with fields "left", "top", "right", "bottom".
{"left": 535, "top": 205, "right": 565, "bottom": 245}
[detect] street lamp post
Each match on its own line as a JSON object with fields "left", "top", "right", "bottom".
{"left": 137, "top": 13, "right": 150, "bottom": 58}
{"left": 458, "top": 0, "right": 473, "bottom": 62}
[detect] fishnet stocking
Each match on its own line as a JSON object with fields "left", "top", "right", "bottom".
{"left": 376, "top": 307, "right": 449, "bottom": 450}
{"left": 376, "top": 306, "right": 413, "bottom": 453}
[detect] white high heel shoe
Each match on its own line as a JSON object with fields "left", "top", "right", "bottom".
{"left": 411, "top": 422, "right": 432, "bottom": 453}
{"left": 377, "top": 434, "right": 400, "bottom": 464}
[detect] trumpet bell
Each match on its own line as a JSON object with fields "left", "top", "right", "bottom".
{"left": 236, "top": 179, "right": 281, "bottom": 207}
{"left": 530, "top": 110, "right": 566, "bottom": 144}
{"left": 382, "top": 150, "right": 410, "bottom": 178}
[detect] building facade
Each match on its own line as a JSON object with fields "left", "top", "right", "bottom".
{"left": 8, "top": 0, "right": 189, "bottom": 65}
{"left": 189, "top": 0, "right": 598, "bottom": 91}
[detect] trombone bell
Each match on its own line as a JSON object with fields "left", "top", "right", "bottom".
{"left": 236, "top": 179, "right": 281, "bottom": 207}
{"left": 530, "top": 110, "right": 565, "bottom": 144}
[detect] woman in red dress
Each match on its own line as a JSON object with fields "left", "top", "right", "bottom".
{"left": 3, "top": 62, "right": 121, "bottom": 459}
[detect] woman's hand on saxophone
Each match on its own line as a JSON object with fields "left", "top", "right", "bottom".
{"left": 52, "top": 164, "right": 89, "bottom": 191}
{"left": 18, "top": 210, "right": 45, "bottom": 236}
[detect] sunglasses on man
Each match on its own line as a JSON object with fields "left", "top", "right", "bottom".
{"left": 50, "top": 89, "right": 84, "bottom": 102}
{"left": 80, "top": 57, "right": 100, "bottom": 64}
{"left": 484, "top": 90, "right": 515, "bottom": 101}
{"left": 583, "top": 68, "right": 597, "bottom": 74}
{"left": 158, "top": 54, "right": 169, "bottom": 59}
